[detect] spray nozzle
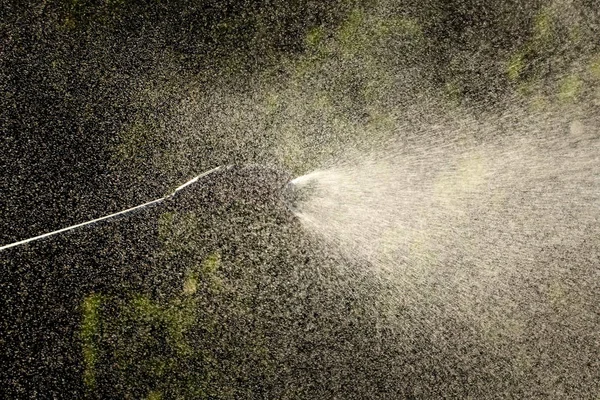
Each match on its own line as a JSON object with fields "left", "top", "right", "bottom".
{"left": 282, "top": 176, "right": 318, "bottom": 212}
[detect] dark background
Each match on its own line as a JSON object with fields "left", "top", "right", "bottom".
{"left": 2, "top": 0, "right": 599, "bottom": 398}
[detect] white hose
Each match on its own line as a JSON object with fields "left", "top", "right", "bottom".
{"left": 0, "top": 165, "right": 225, "bottom": 252}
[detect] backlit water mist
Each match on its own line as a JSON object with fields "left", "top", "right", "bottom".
{"left": 290, "top": 113, "right": 600, "bottom": 384}
{"left": 292, "top": 120, "right": 599, "bottom": 275}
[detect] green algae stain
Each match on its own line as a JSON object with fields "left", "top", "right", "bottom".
{"left": 183, "top": 274, "right": 198, "bottom": 295}
{"left": 558, "top": 74, "right": 583, "bottom": 103}
{"left": 202, "top": 252, "right": 221, "bottom": 275}
{"left": 533, "top": 8, "right": 553, "bottom": 43}
{"left": 131, "top": 294, "right": 163, "bottom": 322}
{"left": 306, "top": 26, "right": 325, "bottom": 49}
{"left": 81, "top": 294, "right": 103, "bottom": 389}
{"left": 381, "top": 16, "right": 422, "bottom": 39}
{"left": 147, "top": 390, "right": 163, "bottom": 400}
{"left": 338, "top": 8, "right": 364, "bottom": 44}
{"left": 589, "top": 56, "right": 600, "bottom": 79}
{"left": 507, "top": 53, "right": 524, "bottom": 81}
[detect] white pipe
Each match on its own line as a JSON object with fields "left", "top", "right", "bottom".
{"left": 0, "top": 165, "right": 225, "bottom": 252}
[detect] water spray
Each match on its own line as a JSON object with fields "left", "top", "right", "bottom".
{"left": 281, "top": 175, "right": 319, "bottom": 213}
